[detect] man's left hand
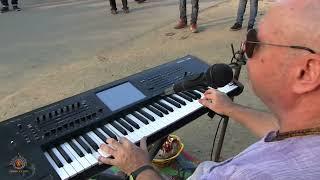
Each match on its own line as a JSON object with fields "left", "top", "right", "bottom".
{"left": 98, "top": 137, "right": 151, "bottom": 175}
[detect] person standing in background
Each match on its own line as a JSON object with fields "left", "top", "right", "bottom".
{"left": 0, "top": 0, "right": 21, "bottom": 13}
{"left": 174, "top": 0, "right": 199, "bottom": 33}
{"left": 230, "top": 0, "right": 258, "bottom": 31}
{"left": 109, "top": 0, "right": 129, "bottom": 14}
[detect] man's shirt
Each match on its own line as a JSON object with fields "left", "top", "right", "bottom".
{"left": 194, "top": 132, "right": 320, "bottom": 180}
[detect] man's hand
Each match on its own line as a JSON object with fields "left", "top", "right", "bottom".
{"left": 98, "top": 137, "right": 151, "bottom": 175}
{"left": 199, "top": 88, "right": 235, "bottom": 115}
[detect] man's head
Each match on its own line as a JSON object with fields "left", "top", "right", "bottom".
{"left": 246, "top": 0, "right": 320, "bottom": 122}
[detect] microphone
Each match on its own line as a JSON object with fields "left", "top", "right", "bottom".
{"left": 163, "top": 63, "right": 233, "bottom": 95}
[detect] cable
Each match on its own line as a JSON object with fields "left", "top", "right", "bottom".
{"left": 210, "top": 117, "right": 223, "bottom": 161}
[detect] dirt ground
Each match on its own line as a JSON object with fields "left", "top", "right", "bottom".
{"left": 0, "top": 0, "right": 275, "bottom": 161}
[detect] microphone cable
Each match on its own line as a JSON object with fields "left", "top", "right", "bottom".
{"left": 210, "top": 116, "right": 223, "bottom": 161}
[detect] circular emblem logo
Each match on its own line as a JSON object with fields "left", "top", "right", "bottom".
{"left": 10, "top": 154, "right": 27, "bottom": 170}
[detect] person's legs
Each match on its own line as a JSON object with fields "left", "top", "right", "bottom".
{"left": 179, "top": 0, "right": 187, "bottom": 23}
{"left": 248, "top": 0, "right": 258, "bottom": 27}
{"left": 236, "top": 0, "right": 248, "bottom": 25}
{"left": 11, "top": 0, "right": 21, "bottom": 11}
{"left": 190, "top": 0, "right": 199, "bottom": 25}
{"left": 121, "top": 0, "right": 129, "bottom": 13}
{"left": 230, "top": 0, "right": 247, "bottom": 30}
{"left": 109, "top": 0, "right": 117, "bottom": 14}
{"left": 174, "top": 0, "right": 187, "bottom": 29}
{"left": 0, "top": 0, "right": 9, "bottom": 13}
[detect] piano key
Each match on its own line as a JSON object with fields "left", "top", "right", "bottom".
{"left": 127, "top": 114, "right": 155, "bottom": 135}
{"left": 115, "top": 119, "right": 139, "bottom": 142}
{"left": 57, "top": 145, "right": 72, "bottom": 163}
{"left": 116, "top": 118, "right": 134, "bottom": 132}
{"left": 71, "top": 139, "right": 98, "bottom": 165}
{"left": 48, "top": 148, "right": 63, "bottom": 168}
{"left": 146, "top": 105, "right": 163, "bottom": 117}
{"left": 101, "top": 126, "right": 118, "bottom": 140}
{"left": 83, "top": 134, "right": 99, "bottom": 151}
{"left": 124, "top": 116, "right": 141, "bottom": 128}
{"left": 132, "top": 112, "right": 149, "bottom": 125}
{"left": 44, "top": 152, "right": 69, "bottom": 180}
{"left": 181, "top": 91, "right": 197, "bottom": 100}
{"left": 138, "top": 109, "right": 155, "bottom": 121}
{"left": 157, "top": 100, "right": 174, "bottom": 112}
{"left": 141, "top": 107, "right": 168, "bottom": 127}
{"left": 88, "top": 131, "right": 104, "bottom": 146}
{"left": 61, "top": 144, "right": 84, "bottom": 173}
{"left": 68, "top": 140, "right": 84, "bottom": 157}
{"left": 110, "top": 121, "right": 128, "bottom": 135}
{"left": 164, "top": 97, "right": 181, "bottom": 108}
{"left": 188, "top": 90, "right": 202, "bottom": 99}
{"left": 177, "top": 92, "right": 193, "bottom": 102}
{"left": 105, "top": 124, "right": 122, "bottom": 139}
{"left": 75, "top": 136, "right": 92, "bottom": 154}
{"left": 64, "top": 142, "right": 91, "bottom": 170}
{"left": 152, "top": 103, "right": 169, "bottom": 114}
{"left": 105, "top": 124, "right": 134, "bottom": 142}
{"left": 198, "top": 88, "right": 206, "bottom": 93}
{"left": 52, "top": 147, "right": 77, "bottom": 177}
{"left": 93, "top": 129, "right": 107, "bottom": 142}
{"left": 97, "top": 128, "right": 111, "bottom": 140}
{"left": 170, "top": 95, "right": 186, "bottom": 105}
{"left": 79, "top": 136, "right": 100, "bottom": 159}
{"left": 135, "top": 110, "right": 165, "bottom": 128}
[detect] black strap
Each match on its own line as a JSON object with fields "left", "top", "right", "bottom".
{"left": 130, "top": 164, "right": 155, "bottom": 180}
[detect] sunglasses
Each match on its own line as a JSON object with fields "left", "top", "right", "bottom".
{"left": 242, "top": 29, "right": 316, "bottom": 59}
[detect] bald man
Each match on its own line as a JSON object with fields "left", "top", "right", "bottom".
{"left": 98, "top": 0, "right": 320, "bottom": 179}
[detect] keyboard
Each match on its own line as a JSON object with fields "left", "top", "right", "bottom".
{"left": 0, "top": 55, "right": 243, "bottom": 180}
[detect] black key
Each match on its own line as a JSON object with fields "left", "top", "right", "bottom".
{"left": 170, "top": 95, "right": 186, "bottom": 105}
{"left": 188, "top": 90, "right": 202, "bottom": 99}
{"left": 152, "top": 103, "right": 169, "bottom": 114}
{"left": 68, "top": 141, "right": 84, "bottom": 157}
{"left": 110, "top": 122, "right": 128, "bottom": 135}
{"left": 75, "top": 137, "right": 92, "bottom": 153}
{"left": 138, "top": 109, "right": 155, "bottom": 122}
{"left": 93, "top": 129, "right": 107, "bottom": 142}
{"left": 117, "top": 119, "right": 134, "bottom": 132}
{"left": 147, "top": 105, "right": 164, "bottom": 117}
{"left": 124, "top": 116, "right": 140, "bottom": 129}
{"left": 48, "top": 149, "right": 63, "bottom": 168}
{"left": 183, "top": 91, "right": 197, "bottom": 100}
{"left": 101, "top": 126, "right": 118, "bottom": 140}
{"left": 57, "top": 146, "right": 72, "bottom": 163}
{"left": 164, "top": 97, "right": 181, "bottom": 108}
{"left": 177, "top": 92, "right": 193, "bottom": 102}
{"left": 157, "top": 100, "right": 174, "bottom": 112}
{"left": 132, "top": 112, "right": 149, "bottom": 125}
{"left": 198, "top": 88, "right": 206, "bottom": 93}
{"left": 83, "top": 134, "right": 99, "bottom": 151}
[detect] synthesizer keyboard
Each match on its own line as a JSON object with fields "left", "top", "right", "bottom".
{"left": 0, "top": 55, "right": 243, "bottom": 180}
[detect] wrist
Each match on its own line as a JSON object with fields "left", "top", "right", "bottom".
{"left": 130, "top": 164, "right": 155, "bottom": 180}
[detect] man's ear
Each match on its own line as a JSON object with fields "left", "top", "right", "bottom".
{"left": 292, "top": 54, "right": 320, "bottom": 94}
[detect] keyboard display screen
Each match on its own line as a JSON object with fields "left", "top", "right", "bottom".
{"left": 96, "top": 82, "right": 146, "bottom": 111}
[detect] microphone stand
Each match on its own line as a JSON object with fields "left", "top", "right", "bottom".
{"left": 213, "top": 44, "right": 246, "bottom": 162}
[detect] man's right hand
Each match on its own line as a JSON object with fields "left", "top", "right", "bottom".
{"left": 199, "top": 88, "right": 235, "bottom": 115}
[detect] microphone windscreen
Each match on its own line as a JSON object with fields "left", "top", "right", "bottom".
{"left": 206, "top": 64, "right": 233, "bottom": 88}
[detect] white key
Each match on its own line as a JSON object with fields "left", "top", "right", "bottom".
{"left": 71, "top": 139, "right": 98, "bottom": 166}
{"left": 127, "top": 114, "right": 155, "bottom": 137}
{"left": 64, "top": 142, "right": 91, "bottom": 170}
{"left": 88, "top": 131, "right": 104, "bottom": 145}
{"left": 44, "top": 151, "right": 69, "bottom": 180}
{"left": 218, "top": 83, "right": 238, "bottom": 93}
{"left": 79, "top": 136, "right": 100, "bottom": 160}
{"left": 105, "top": 124, "right": 131, "bottom": 141}
{"left": 61, "top": 144, "right": 84, "bottom": 173}
{"left": 141, "top": 107, "right": 168, "bottom": 129}
{"left": 52, "top": 148, "right": 77, "bottom": 178}
{"left": 115, "top": 119, "right": 139, "bottom": 142}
